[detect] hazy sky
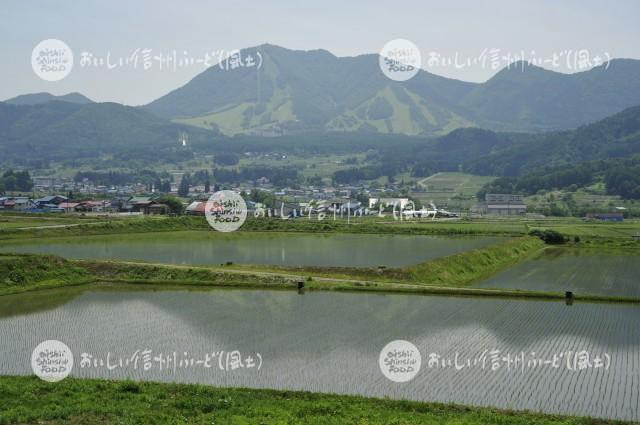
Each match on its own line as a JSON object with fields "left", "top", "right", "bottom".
{"left": 2, "top": 0, "right": 639, "bottom": 105}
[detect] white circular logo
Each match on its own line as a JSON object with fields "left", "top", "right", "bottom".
{"left": 31, "top": 340, "right": 74, "bottom": 382}
{"left": 31, "top": 39, "right": 74, "bottom": 82}
{"left": 205, "top": 190, "right": 248, "bottom": 232}
{"left": 379, "top": 39, "right": 421, "bottom": 82}
{"left": 378, "top": 339, "right": 421, "bottom": 383}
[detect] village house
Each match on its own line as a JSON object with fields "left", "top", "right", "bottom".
{"left": 482, "top": 194, "right": 527, "bottom": 215}
{"left": 58, "top": 202, "right": 81, "bottom": 213}
{"left": 33, "top": 195, "right": 68, "bottom": 208}
{"left": 585, "top": 212, "right": 624, "bottom": 222}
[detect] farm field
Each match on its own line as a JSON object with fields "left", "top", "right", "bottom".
{"left": 475, "top": 248, "right": 640, "bottom": 297}
{"left": 1, "top": 287, "right": 638, "bottom": 421}
{"left": 0, "top": 215, "right": 96, "bottom": 229}
{"left": 412, "top": 172, "right": 497, "bottom": 210}
{"left": 0, "top": 231, "right": 503, "bottom": 268}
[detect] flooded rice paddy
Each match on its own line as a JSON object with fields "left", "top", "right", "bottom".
{"left": 0, "top": 287, "right": 638, "bottom": 421}
{"left": 0, "top": 231, "right": 501, "bottom": 267}
{"left": 475, "top": 248, "right": 640, "bottom": 297}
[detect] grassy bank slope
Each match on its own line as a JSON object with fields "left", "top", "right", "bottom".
{"left": 0, "top": 254, "right": 91, "bottom": 295}
{"left": 0, "top": 376, "right": 630, "bottom": 425}
{"left": 406, "top": 236, "right": 544, "bottom": 286}
{"left": 0, "top": 216, "right": 528, "bottom": 241}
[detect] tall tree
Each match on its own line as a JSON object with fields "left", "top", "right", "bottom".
{"left": 178, "top": 174, "right": 190, "bottom": 197}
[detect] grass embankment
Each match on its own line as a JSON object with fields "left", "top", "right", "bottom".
{"left": 0, "top": 254, "right": 91, "bottom": 295}
{"left": 0, "top": 376, "right": 631, "bottom": 425}
{"left": 0, "top": 253, "right": 292, "bottom": 296}
{"left": 405, "top": 236, "right": 544, "bottom": 286}
{"left": 3, "top": 213, "right": 639, "bottom": 246}
{"left": 0, "top": 216, "right": 209, "bottom": 240}
{"left": 0, "top": 215, "right": 533, "bottom": 241}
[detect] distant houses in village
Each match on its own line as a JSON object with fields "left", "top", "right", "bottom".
{"left": 0, "top": 195, "right": 171, "bottom": 215}
{"left": 585, "top": 212, "right": 624, "bottom": 222}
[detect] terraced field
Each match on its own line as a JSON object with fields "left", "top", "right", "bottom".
{"left": 412, "top": 172, "right": 496, "bottom": 210}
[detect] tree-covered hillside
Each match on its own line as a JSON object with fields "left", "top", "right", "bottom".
{"left": 144, "top": 44, "right": 640, "bottom": 136}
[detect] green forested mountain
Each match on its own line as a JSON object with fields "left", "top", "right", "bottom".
{"left": 458, "top": 59, "right": 640, "bottom": 131}
{"left": 144, "top": 44, "right": 475, "bottom": 136}
{"left": 1, "top": 98, "right": 639, "bottom": 178}
{"left": 463, "top": 105, "right": 640, "bottom": 176}
{"left": 477, "top": 157, "right": 640, "bottom": 200}
{"left": 324, "top": 105, "right": 640, "bottom": 195}
{"left": 4, "top": 92, "right": 94, "bottom": 105}
{"left": 144, "top": 44, "right": 640, "bottom": 136}
{"left": 0, "top": 101, "right": 219, "bottom": 163}
{"left": 419, "top": 105, "right": 640, "bottom": 199}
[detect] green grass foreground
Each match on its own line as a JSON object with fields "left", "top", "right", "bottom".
{"left": 0, "top": 376, "right": 631, "bottom": 425}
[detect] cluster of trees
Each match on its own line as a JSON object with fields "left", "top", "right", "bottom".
{"left": 332, "top": 166, "right": 386, "bottom": 184}
{"left": 477, "top": 157, "right": 640, "bottom": 200}
{"left": 74, "top": 171, "right": 138, "bottom": 186}
{"left": 176, "top": 171, "right": 216, "bottom": 196}
{"left": 213, "top": 153, "right": 240, "bottom": 166}
{"left": 529, "top": 229, "right": 568, "bottom": 245}
{"left": 604, "top": 165, "right": 640, "bottom": 199}
{"left": 332, "top": 161, "right": 405, "bottom": 185}
{"left": 512, "top": 165, "right": 596, "bottom": 195}
{"left": 154, "top": 179, "right": 172, "bottom": 193}
{"left": 74, "top": 170, "right": 173, "bottom": 187}
{"left": 155, "top": 195, "right": 184, "bottom": 214}
{"left": 0, "top": 170, "right": 33, "bottom": 193}
{"left": 245, "top": 189, "right": 276, "bottom": 208}
{"left": 213, "top": 166, "right": 299, "bottom": 187}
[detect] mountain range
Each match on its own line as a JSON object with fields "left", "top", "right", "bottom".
{"left": 0, "top": 101, "right": 216, "bottom": 163}
{"left": 143, "top": 44, "right": 640, "bottom": 136}
{"left": 410, "top": 104, "right": 640, "bottom": 176}
{"left": 1, "top": 44, "right": 640, "bottom": 174}
{"left": 5, "top": 92, "right": 94, "bottom": 106}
